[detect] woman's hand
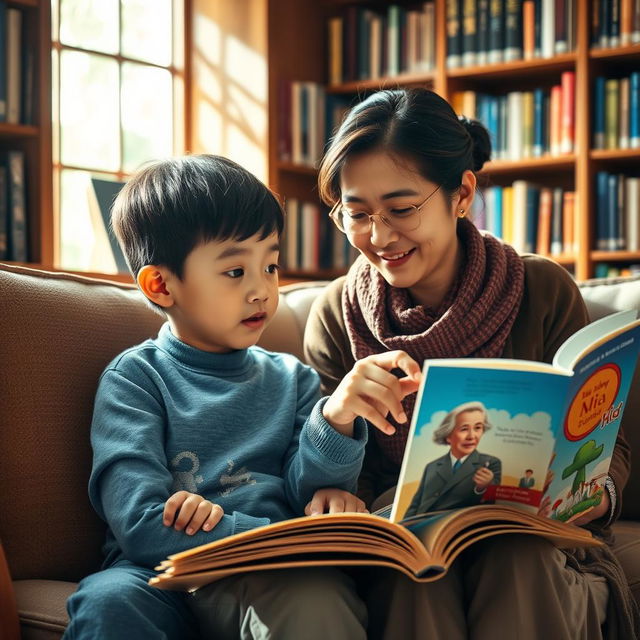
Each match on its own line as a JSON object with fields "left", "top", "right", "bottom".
{"left": 473, "top": 466, "right": 494, "bottom": 491}
{"left": 322, "top": 350, "right": 421, "bottom": 437}
{"left": 163, "top": 491, "right": 224, "bottom": 535}
{"left": 305, "top": 488, "right": 369, "bottom": 515}
{"left": 570, "top": 492, "right": 611, "bottom": 527}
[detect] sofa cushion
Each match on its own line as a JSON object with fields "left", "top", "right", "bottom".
{"left": 13, "top": 580, "right": 75, "bottom": 640}
{"left": 0, "top": 265, "right": 164, "bottom": 582}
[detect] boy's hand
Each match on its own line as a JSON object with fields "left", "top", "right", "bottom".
{"left": 322, "top": 350, "right": 421, "bottom": 437}
{"left": 305, "top": 489, "right": 369, "bottom": 516}
{"left": 163, "top": 491, "right": 224, "bottom": 535}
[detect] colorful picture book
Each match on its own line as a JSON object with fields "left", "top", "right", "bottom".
{"left": 150, "top": 310, "right": 639, "bottom": 592}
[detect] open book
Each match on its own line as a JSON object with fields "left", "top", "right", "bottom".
{"left": 150, "top": 310, "right": 640, "bottom": 591}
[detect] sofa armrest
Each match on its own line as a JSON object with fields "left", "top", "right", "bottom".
{"left": 0, "top": 541, "right": 20, "bottom": 640}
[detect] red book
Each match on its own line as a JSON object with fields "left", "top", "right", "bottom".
{"left": 560, "top": 71, "right": 575, "bottom": 154}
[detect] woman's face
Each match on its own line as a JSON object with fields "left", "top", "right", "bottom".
{"left": 446, "top": 409, "right": 486, "bottom": 459}
{"left": 339, "top": 150, "right": 472, "bottom": 305}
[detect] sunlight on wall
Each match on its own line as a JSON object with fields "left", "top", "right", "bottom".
{"left": 191, "top": 0, "right": 268, "bottom": 183}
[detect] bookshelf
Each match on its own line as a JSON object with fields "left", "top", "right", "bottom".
{"left": 0, "top": 0, "right": 53, "bottom": 268}
{"left": 267, "top": 0, "right": 640, "bottom": 282}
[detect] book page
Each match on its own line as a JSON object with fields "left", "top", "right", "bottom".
{"left": 553, "top": 310, "right": 638, "bottom": 371}
{"left": 391, "top": 363, "right": 569, "bottom": 523}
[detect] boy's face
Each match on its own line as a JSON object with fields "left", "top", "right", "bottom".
{"left": 165, "top": 232, "right": 280, "bottom": 352}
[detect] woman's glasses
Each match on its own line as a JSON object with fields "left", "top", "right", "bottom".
{"left": 329, "top": 185, "right": 441, "bottom": 235}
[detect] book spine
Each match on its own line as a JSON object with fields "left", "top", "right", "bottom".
{"left": 503, "top": 185, "right": 514, "bottom": 244}
{"left": 607, "top": 173, "right": 619, "bottom": 251}
{"left": 523, "top": 0, "right": 536, "bottom": 59}
{"left": 494, "top": 186, "right": 504, "bottom": 238}
{"left": 566, "top": 0, "right": 575, "bottom": 51}
{"left": 477, "top": 0, "right": 490, "bottom": 66}
{"left": 596, "top": 171, "right": 609, "bottom": 250}
{"left": 285, "top": 198, "right": 299, "bottom": 270}
{"left": 422, "top": 2, "right": 436, "bottom": 70}
{"left": 533, "top": 0, "right": 543, "bottom": 56}
{"left": 562, "top": 190, "right": 575, "bottom": 254}
{"left": 533, "top": 87, "right": 545, "bottom": 156}
{"left": 626, "top": 177, "right": 640, "bottom": 251}
{"left": 328, "top": 17, "right": 343, "bottom": 86}
{"left": 618, "top": 172, "right": 626, "bottom": 250}
{"left": 633, "top": 0, "right": 640, "bottom": 42}
{"left": 610, "top": 0, "right": 621, "bottom": 47}
{"left": 0, "top": 4, "right": 7, "bottom": 122}
{"left": 619, "top": 77, "right": 630, "bottom": 149}
{"left": 600, "top": 0, "right": 611, "bottom": 48}
{"left": 621, "top": 0, "right": 633, "bottom": 44}
{"left": 512, "top": 179, "right": 528, "bottom": 253}
{"left": 554, "top": 0, "right": 567, "bottom": 53}
{"left": 6, "top": 8, "right": 22, "bottom": 124}
{"left": 370, "top": 14, "right": 382, "bottom": 79}
{"left": 541, "top": 0, "right": 555, "bottom": 58}
{"left": 508, "top": 91, "right": 523, "bottom": 160}
{"left": 488, "top": 0, "right": 504, "bottom": 63}
{"left": 358, "top": 9, "right": 371, "bottom": 80}
{"left": 447, "top": 0, "right": 463, "bottom": 68}
{"left": 524, "top": 184, "right": 539, "bottom": 253}
{"left": 387, "top": 5, "right": 400, "bottom": 76}
{"left": 278, "top": 80, "right": 291, "bottom": 163}
{"left": 550, "top": 187, "right": 563, "bottom": 255}
{"left": 560, "top": 70, "right": 575, "bottom": 154}
{"left": 463, "top": 0, "right": 478, "bottom": 66}
{"left": 7, "top": 150, "right": 27, "bottom": 262}
{"left": 504, "top": 0, "right": 523, "bottom": 61}
{"left": 593, "top": 76, "right": 606, "bottom": 149}
{"left": 630, "top": 72, "right": 640, "bottom": 148}
{"left": 522, "top": 91, "right": 534, "bottom": 157}
{"left": 536, "top": 187, "right": 552, "bottom": 255}
{"left": 549, "top": 83, "right": 562, "bottom": 155}
{"left": 0, "top": 166, "right": 6, "bottom": 259}
{"left": 291, "top": 83, "right": 302, "bottom": 165}
{"left": 605, "top": 78, "right": 620, "bottom": 150}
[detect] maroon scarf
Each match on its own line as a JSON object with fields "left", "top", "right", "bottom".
{"left": 342, "top": 218, "right": 525, "bottom": 466}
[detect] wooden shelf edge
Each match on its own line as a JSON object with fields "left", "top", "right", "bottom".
{"left": 590, "top": 148, "right": 640, "bottom": 161}
{"left": 447, "top": 53, "right": 576, "bottom": 79}
{"left": 8, "top": 0, "right": 38, "bottom": 8}
{"left": 591, "top": 251, "right": 640, "bottom": 262}
{"left": 327, "top": 70, "right": 435, "bottom": 94}
{"left": 482, "top": 155, "right": 576, "bottom": 173}
{"left": 0, "top": 122, "right": 39, "bottom": 137}
{"left": 589, "top": 44, "right": 640, "bottom": 60}
{"left": 277, "top": 162, "right": 318, "bottom": 176}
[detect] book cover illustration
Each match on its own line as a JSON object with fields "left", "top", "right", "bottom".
{"left": 391, "top": 311, "right": 640, "bottom": 524}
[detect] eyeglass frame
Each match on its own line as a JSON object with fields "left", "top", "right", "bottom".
{"left": 329, "top": 184, "right": 442, "bottom": 235}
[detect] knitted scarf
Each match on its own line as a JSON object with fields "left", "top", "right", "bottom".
{"left": 342, "top": 218, "right": 525, "bottom": 466}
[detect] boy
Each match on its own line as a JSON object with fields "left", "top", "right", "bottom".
{"left": 64, "top": 155, "right": 420, "bottom": 640}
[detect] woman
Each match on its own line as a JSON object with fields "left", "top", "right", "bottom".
{"left": 303, "top": 88, "right": 638, "bottom": 639}
{"left": 404, "top": 401, "right": 501, "bottom": 518}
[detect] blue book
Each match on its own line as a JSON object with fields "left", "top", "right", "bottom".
{"left": 488, "top": 96, "right": 499, "bottom": 155}
{"left": 488, "top": 0, "right": 504, "bottom": 63}
{"left": 593, "top": 77, "right": 606, "bottom": 149}
{"left": 630, "top": 72, "right": 640, "bottom": 148}
{"left": 596, "top": 171, "right": 609, "bottom": 251}
{"left": 493, "top": 186, "right": 503, "bottom": 239}
{"left": 533, "top": 88, "right": 544, "bottom": 157}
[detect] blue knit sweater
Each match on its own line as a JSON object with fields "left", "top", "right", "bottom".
{"left": 89, "top": 323, "right": 367, "bottom": 569}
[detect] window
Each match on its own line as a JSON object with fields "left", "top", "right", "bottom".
{"left": 51, "top": 0, "right": 185, "bottom": 274}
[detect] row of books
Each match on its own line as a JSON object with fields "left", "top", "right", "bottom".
{"left": 282, "top": 198, "right": 357, "bottom": 272}
{"left": 452, "top": 72, "right": 575, "bottom": 161}
{"left": 593, "top": 73, "right": 640, "bottom": 151}
{"left": 447, "top": 0, "right": 576, "bottom": 69}
{"left": 594, "top": 263, "right": 640, "bottom": 278}
{"left": 278, "top": 81, "right": 352, "bottom": 168}
{"left": 475, "top": 182, "right": 575, "bottom": 256}
{"left": 595, "top": 173, "right": 640, "bottom": 252}
{"left": 0, "top": 3, "right": 34, "bottom": 125}
{"left": 0, "top": 149, "right": 27, "bottom": 261}
{"left": 591, "top": 0, "right": 640, "bottom": 48}
{"left": 327, "top": 3, "right": 436, "bottom": 85}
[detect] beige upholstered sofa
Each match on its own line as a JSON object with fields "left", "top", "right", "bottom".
{"left": 1, "top": 263, "right": 639, "bottom": 639}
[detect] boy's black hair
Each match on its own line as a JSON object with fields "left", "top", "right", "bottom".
{"left": 111, "top": 154, "right": 284, "bottom": 279}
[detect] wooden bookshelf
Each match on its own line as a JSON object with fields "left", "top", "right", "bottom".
{"left": 0, "top": 0, "right": 53, "bottom": 269}
{"left": 267, "top": 0, "right": 640, "bottom": 282}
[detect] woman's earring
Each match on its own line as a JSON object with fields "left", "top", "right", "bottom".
{"left": 458, "top": 208, "right": 466, "bottom": 218}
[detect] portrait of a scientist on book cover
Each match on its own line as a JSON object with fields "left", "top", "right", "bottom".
{"left": 403, "top": 401, "right": 502, "bottom": 518}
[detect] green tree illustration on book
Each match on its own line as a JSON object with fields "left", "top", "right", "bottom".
{"left": 555, "top": 441, "right": 605, "bottom": 522}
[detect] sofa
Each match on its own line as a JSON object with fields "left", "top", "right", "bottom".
{"left": 1, "top": 262, "right": 639, "bottom": 639}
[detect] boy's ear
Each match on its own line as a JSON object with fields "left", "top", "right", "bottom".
{"left": 137, "top": 265, "right": 174, "bottom": 308}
